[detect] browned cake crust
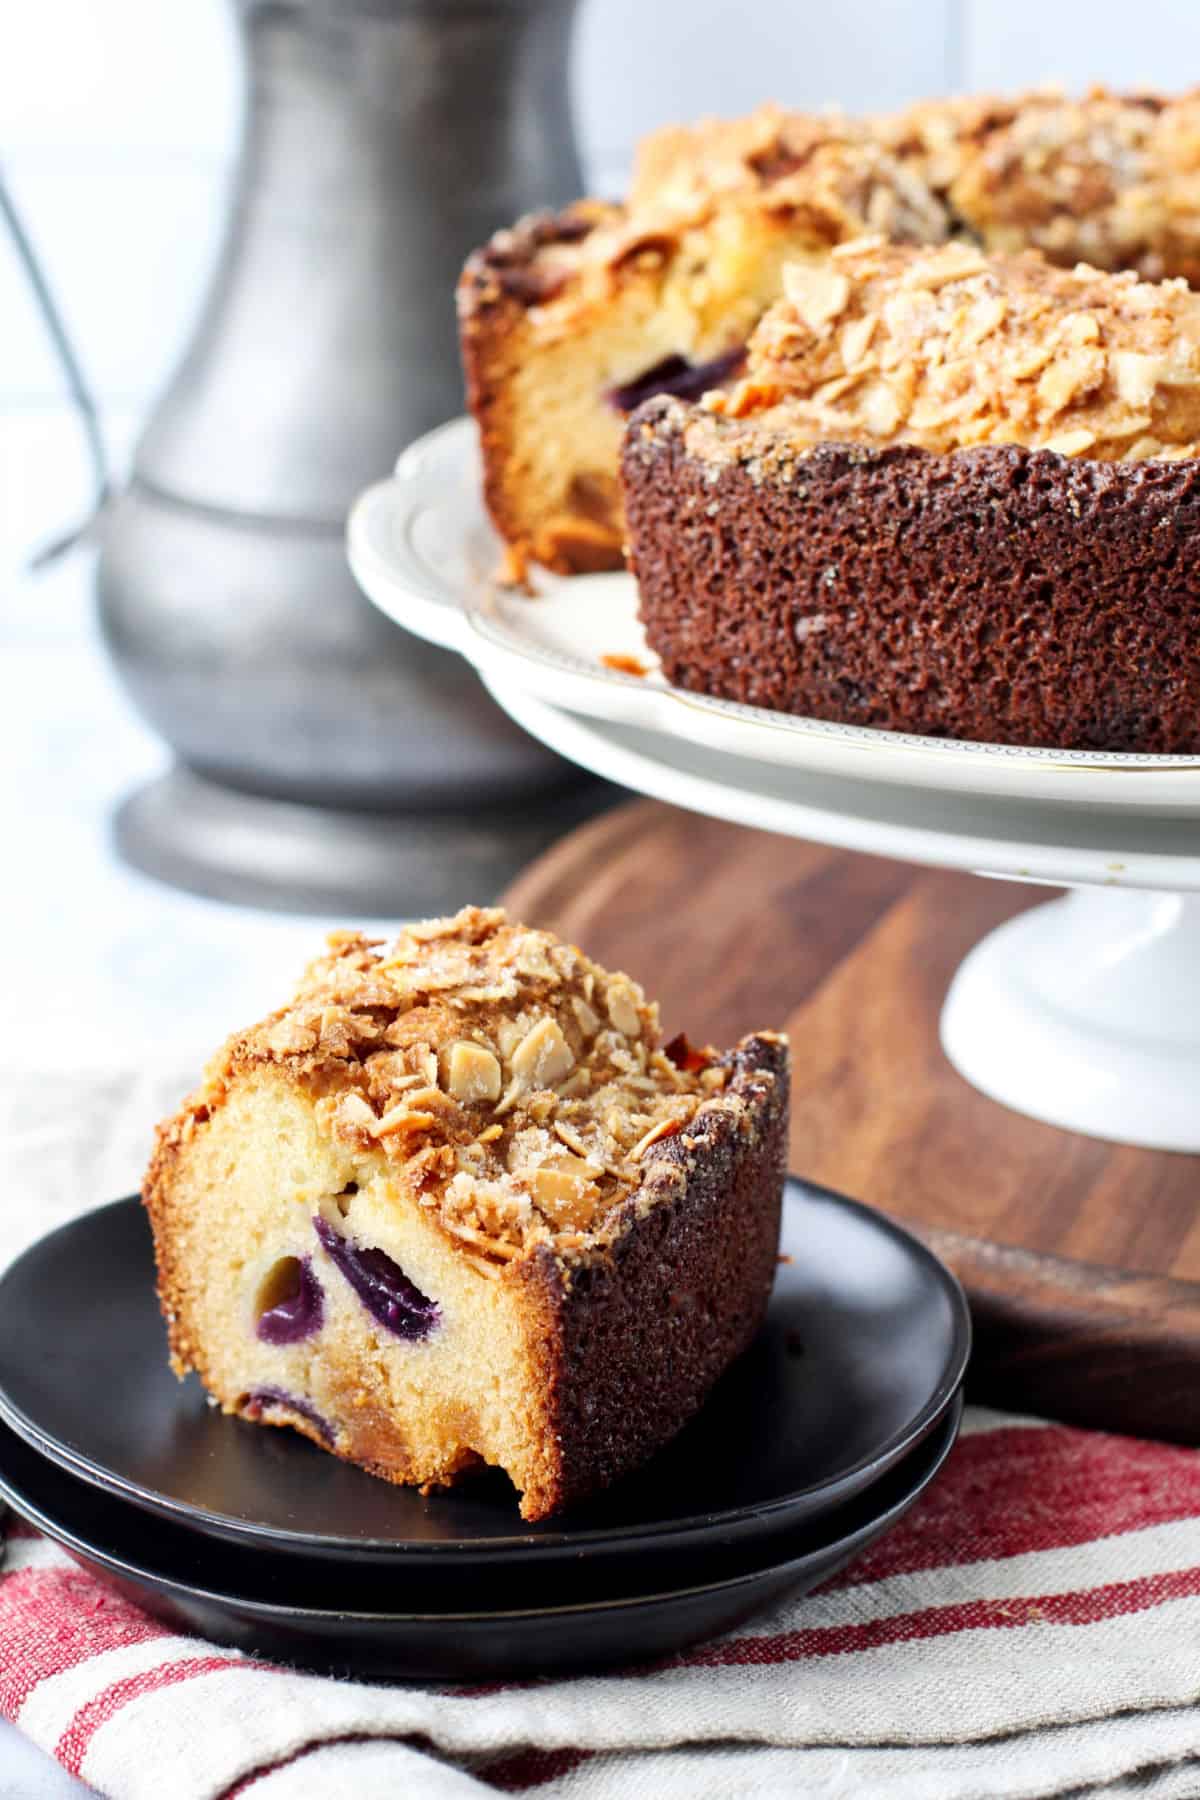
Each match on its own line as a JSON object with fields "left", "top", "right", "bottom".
{"left": 623, "top": 398, "right": 1200, "bottom": 753}
{"left": 523, "top": 1035, "right": 788, "bottom": 1509}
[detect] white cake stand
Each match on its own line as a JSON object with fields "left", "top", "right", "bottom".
{"left": 482, "top": 677, "right": 1200, "bottom": 1154}
{"left": 348, "top": 420, "right": 1200, "bottom": 1154}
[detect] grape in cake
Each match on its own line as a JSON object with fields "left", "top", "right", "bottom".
{"left": 621, "top": 237, "right": 1200, "bottom": 754}
{"left": 458, "top": 86, "right": 1200, "bottom": 576}
{"left": 143, "top": 908, "right": 788, "bottom": 1522}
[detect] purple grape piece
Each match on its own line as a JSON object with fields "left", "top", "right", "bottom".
{"left": 243, "top": 1386, "right": 335, "bottom": 1445}
{"left": 313, "top": 1215, "right": 440, "bottom": 1340}
{"left": 255, "top": 1256, "right": 324, "bottom": 1345}
{"left": 607, "top": 344, "right": 746, "bottom": 413}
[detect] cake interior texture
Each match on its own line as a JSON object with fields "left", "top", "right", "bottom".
{"left": 458, "top": 87, "right": 1200, "bottom": 572}
{"left": 621, "top": 240, "right": 1200, "bottom": 754}
{"left": 144, "top": 908, "right": 788, "bottom": 1521}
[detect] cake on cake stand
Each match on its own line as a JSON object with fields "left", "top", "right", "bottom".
{"left": 349, "top": 417, "right": 1200, "bottom": 1156}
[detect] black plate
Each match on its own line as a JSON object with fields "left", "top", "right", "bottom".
{"left": 0, "top": 1401, "right": 961, "bottom": 1680}
{"left": 0, "top": 1181, "right": 969, "bottom": 1569}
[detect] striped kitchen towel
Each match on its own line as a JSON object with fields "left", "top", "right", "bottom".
{"left": 3, "top": 1408, "right": 1200, "bottom": 1800}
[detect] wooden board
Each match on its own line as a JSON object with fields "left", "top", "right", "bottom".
{"left": 502, "top": 798, "right": 1200, "bottom": 1444}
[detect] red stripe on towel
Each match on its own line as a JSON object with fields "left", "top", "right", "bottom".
{"left": 0, "top": 1567, "right": 170, "bottom": 1718}
{"left": 484, "top": 1746, "right": 594, "bottom": 1790}
{"left": 678, "top": 1563, "right": 1200, "bottom": 1668}
{"left": 825, "top": 1426, "right": 1200, "bottom": 1588}
{"left": 56, "top": 1653, "right": 263, "bottom": 1775}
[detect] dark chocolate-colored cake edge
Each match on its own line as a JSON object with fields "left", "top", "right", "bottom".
{"left": 518, "top": 1031, "right": 789, "bottom": 1515}
{"left": 622, "top": 396, "right": 1200, "bottom": 755}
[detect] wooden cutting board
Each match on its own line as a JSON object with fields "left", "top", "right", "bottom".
{"left": 502, "top": 798, "right": 1200, "bottom": 1445}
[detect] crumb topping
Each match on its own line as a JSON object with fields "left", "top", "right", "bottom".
{"left": 462, "top": 88, "right": 1200, "bottom": 338}
{"left": 885, "top": 86, "right": 1200, "bottom": 283}
{"left": 624, "top": 105, "right": 950, "bottom": 249}
{"left": 702, "top": 237, "right": 1200, "bottom": 460}
{"left": 193, "top": 908, "right": 740, "bottom": 1268}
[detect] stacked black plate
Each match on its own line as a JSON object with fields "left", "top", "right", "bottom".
{"left": 0, "top": 1180, "right": 969, "bottom": 1680}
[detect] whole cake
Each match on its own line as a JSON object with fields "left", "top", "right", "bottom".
{"left": 144, "top": 908, "right": 788, "bottom": 1521}
{"left": 622, "top": 238, "right": 1200, "bottom": 753}
{"left": 459, "top": 87, "right": 1200, "bottom": 574}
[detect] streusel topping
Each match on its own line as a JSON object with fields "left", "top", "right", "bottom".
{"left": 883, "top": 86, "right": 1200, "bottom": 284}
{"left": 624, "top": 105, "right": 950, "bottom": 248}
{"left": 463, "top": 89, "right": 1200, "bottom": 340}
{"left": 704, "top": 237, "right": 1200, "bottom": 460}
{"left": 195, "top": 908, "right": 733, "bottom": 1267}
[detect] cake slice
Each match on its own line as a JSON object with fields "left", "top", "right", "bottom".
{"left": 458, "top": 87, "right": 1200, "bottom": 577}
{"left": 621, "top": 237, "right": 1200, "bottom": 753}
{"left": 144, "top": 908, "right": 788, "bottom": 1521}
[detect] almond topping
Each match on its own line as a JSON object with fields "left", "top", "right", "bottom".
{"left": 1043, "top": 427, "right": 1097, "bottom": 454}
{"left": 605, "top": 981, "right": 643, "bottom": 1038}
{"left": 783, "top": 262, "right": 851, "bottom": 332}
{"left": 861, "top": 380, "right": 902, "bottom": 435}
{"left": 627, "top": 1117, "right": 684, "bottom": 1161}
{"left": 900, "top": 242, "right": 987, "bottom": 287}
{"left": 1037, "top": 348, "right": 1106, "bottom": 415}
{"left": 528, "top": 1165, "right": 591, "bottom": 1210}
{"left": 840, "top": 313, "right": 877, "bottom": 368}
{"left": 510, "top": 1016, "right": 575, "bottom": 1088}
{"left": 444, "top": 1041, "right": 503, "bottom": 1104}
{"left": 570, "top": 995, "right": 601, "bottom": 1037}
{"left": 1111, "top": 349, "right": 1166, "bottom": 409}
{"left": 373, "top": 1103, "right": 437, "bottom": 1136}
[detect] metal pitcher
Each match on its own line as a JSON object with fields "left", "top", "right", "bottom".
{"left": 98, "top": 0, "right": 585, "bottom": 904}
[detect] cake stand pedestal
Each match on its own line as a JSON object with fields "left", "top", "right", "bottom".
{"left": 483, "top": 675, "right": 1200, "bottom": 1155}
{"left": 942, "top": 889, "right": 1200, "bottom": 1153}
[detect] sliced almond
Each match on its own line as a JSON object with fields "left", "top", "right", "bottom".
{"left": 373, "top": 1103, "right": 437, "bottom": 1135}
{"left": 605, "top": 980, "right": 643, "bottom": 1038}
{"left": 510, "top": 1016, "right": 575, "bottom": 1087}
{"left": 529, "top": 1168, "right": 585, "bottom": 1210}
{"left": 570, "top": 995, "right": 601, "bottom": 1038}
{"left": 901, "top": 242, "right": 987, "bottom": 288}
{"left": 1037, "top": 348, "right": 1105, "bottom": 415}
{"left": 1111, "top": 349, "right": 1166, "bottom": 409}
{"left": 443, "top": 1041, "right": 503, "bottom": 1104}
{"left": 783, "top": 262, "right": 851, "bottom": 332}
{"left": 959, "top": 294, "right": 1007, "bottom": 348}
{"left": 861, "top": 380, "right": 902, "bottom": 435}
{"left": 627, "top": 1116, "right": 684, "bottom": 1161}
{"left": 840, "top": 313, "right": 877, "bottom": 369}
{"left": 1058, "top": 311, "right": 1101, "bottom": 347}
{"left": 1042, "top": 427, "right": 1097, "bottom": 455}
